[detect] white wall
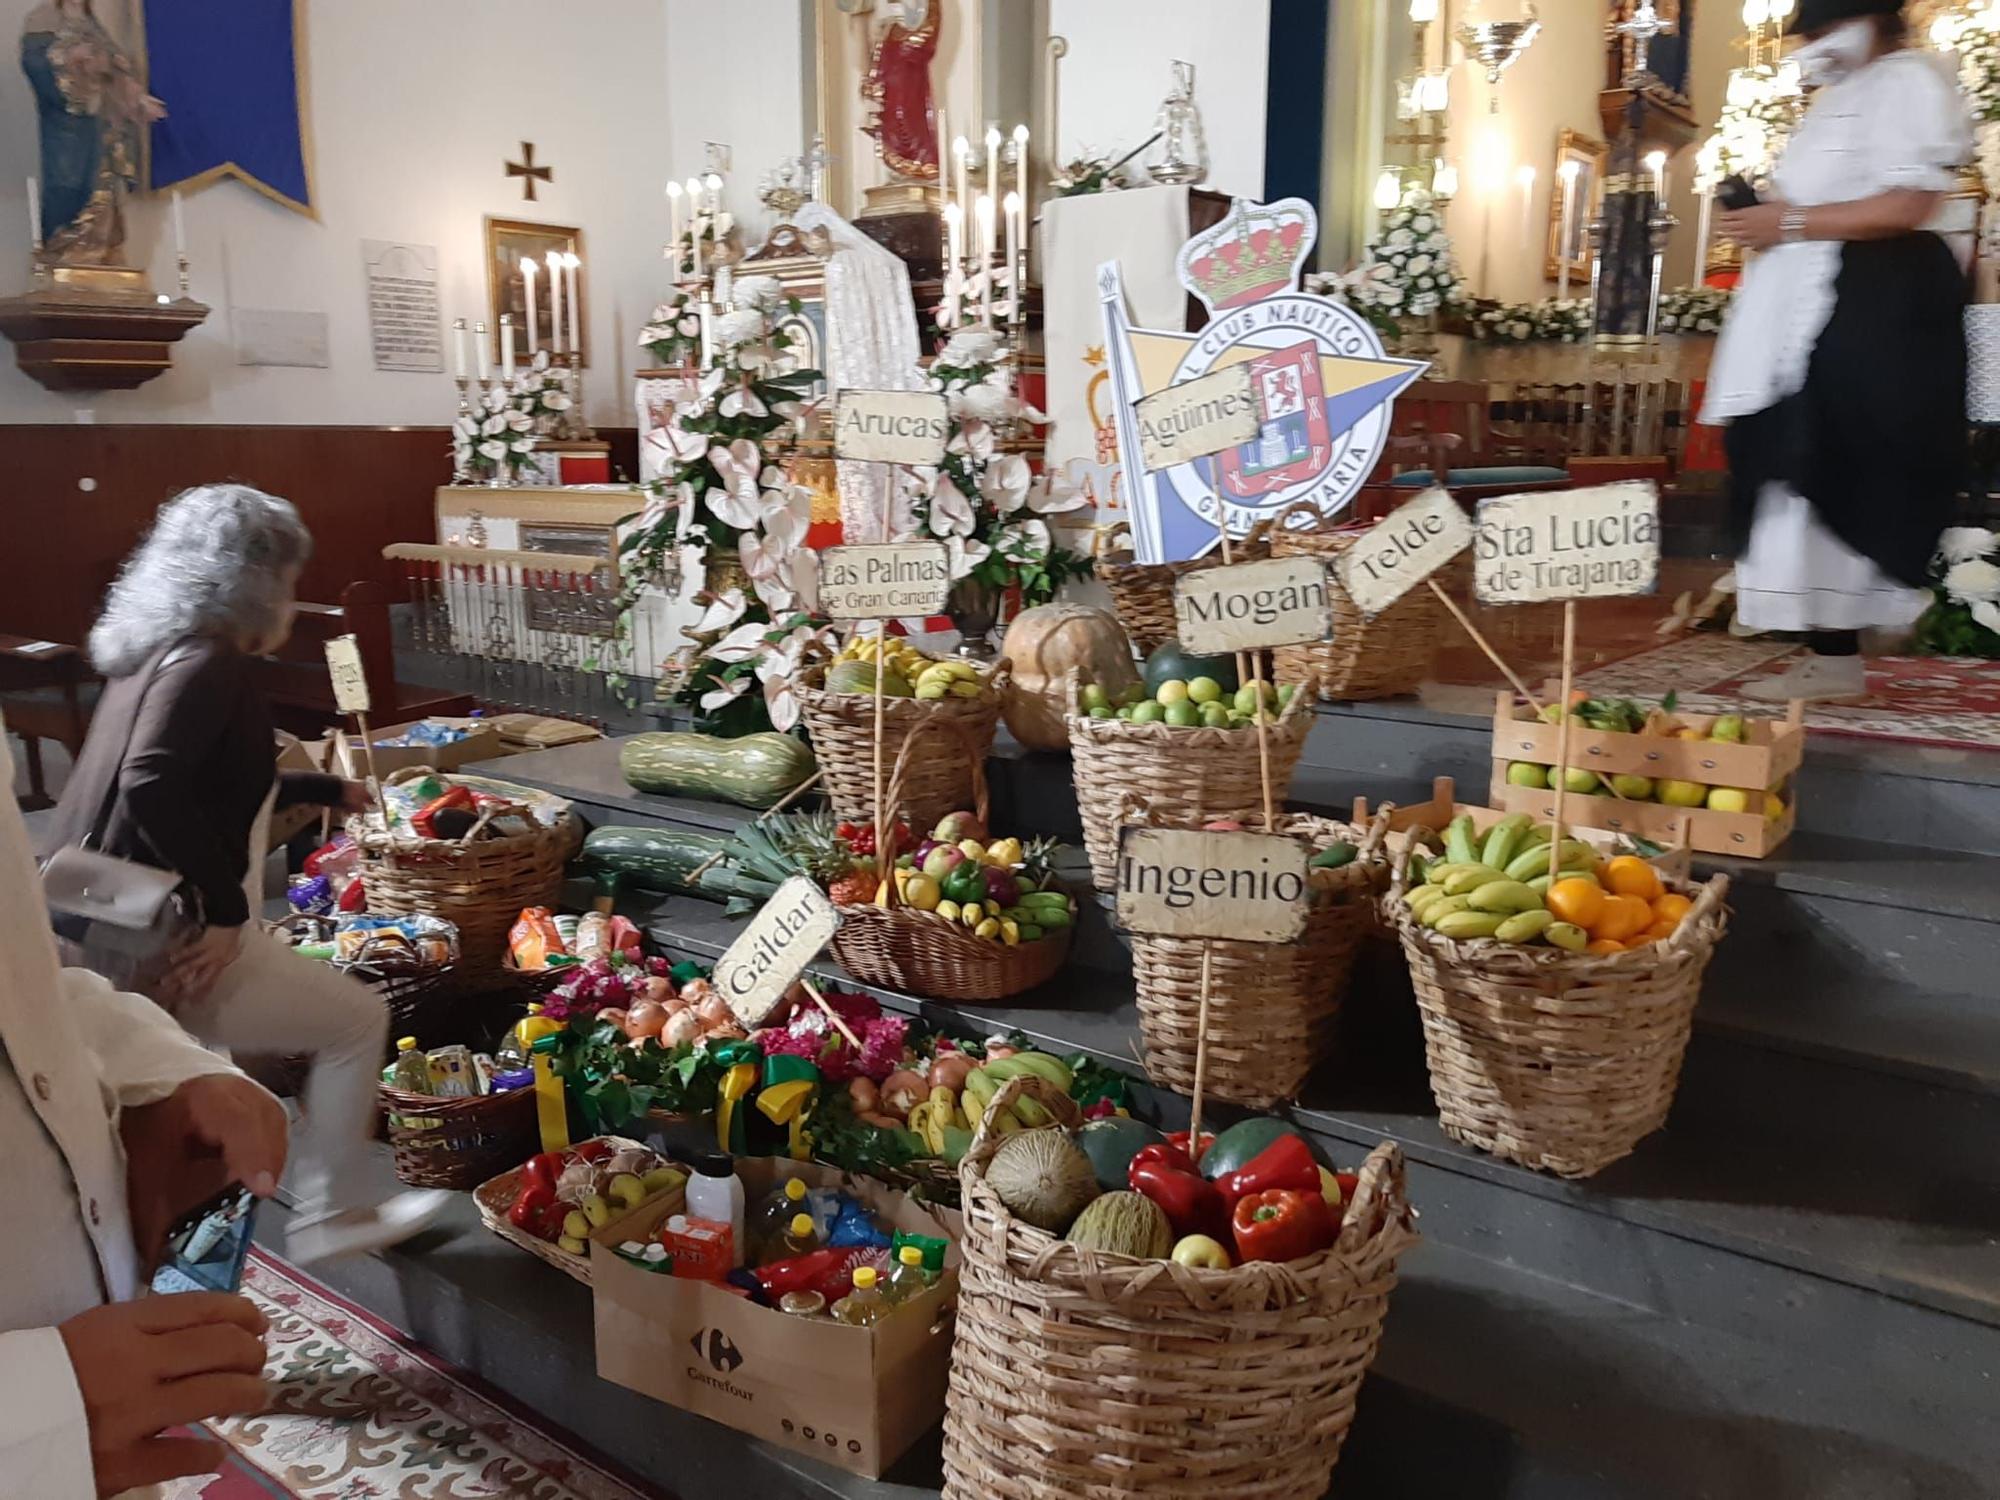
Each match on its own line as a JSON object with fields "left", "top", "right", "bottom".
{"left": 0, "top": 0, "right": 675, "bottom": 427}
{"left": 662, "top": 0, "right": 811, "bottom": 245}
{"left": 1046, "top": 0, "right": 1271, "bottom": 199}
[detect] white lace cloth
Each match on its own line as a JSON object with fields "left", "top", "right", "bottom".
{"left": 1701, "top": 49, "right": 1972, "bottom": 425}
{"left": 785, "top": 203, "right": 925, "bottom": 543}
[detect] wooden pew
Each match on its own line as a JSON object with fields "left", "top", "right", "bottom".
{"left": 259, "top": 581, "right": 473, "bottom": 737}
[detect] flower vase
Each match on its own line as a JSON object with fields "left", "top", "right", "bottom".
{"left": 946, "top": 577, "right": 1004, "bottom": 660}
{"left": 1390, "top": 312, "right": 1440, "bottom": 362}
{"left": 704, "top": 555, "right": 751, "bottom": 599}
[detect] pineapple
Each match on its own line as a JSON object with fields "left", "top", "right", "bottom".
{"left": 1019, "top": 834, "right": 1063, "bottom": 891}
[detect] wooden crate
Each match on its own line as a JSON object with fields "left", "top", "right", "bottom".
{"left": 1485, "top": 774, "right": 1795, "bottom": 859}
{"left": 1352, "top": 776, "right": 1694, "bottom": 880}
{"left": 1491, "top": 691, "right": 1806, "bottom": 792}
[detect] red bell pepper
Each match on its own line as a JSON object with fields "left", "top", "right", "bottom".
{"left": 1129, "top": 1142, "right": 1227, "bottom": 1240}
{"left": 1213, "top": 1133, "right": 1323, "bottom": 1212}
{"left": 337, "top": 877, "right": 367, "bottom": 912}
{"left": 508, "top": 1181, "right": 556, "bottom": 1231}
{"left": 533, "top": 1200, "right": 572, "bottom": 1243}
{"left": 1167, "top": 1129, "right": 1215, "bottom": 1166}
{"left": 522, "top": 1151, "right": 566, "bottom": 1193}
{"left": 1231, "top": 1188, "right": 1335, "bottom": 1264}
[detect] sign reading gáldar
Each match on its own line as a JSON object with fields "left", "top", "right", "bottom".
{"left": 1114, "top": 826, "right": 1312, "bottom": 943}
{"left": 817, "top": 542, "right": 953, "bottom": 620}
{"left": 1338, "top": 487, "right": 1474, "bottom": 616}
{"left": 1474, "top": 482, "right": 1661, "bottom": 605}
{"left": 1133, "top": 363, "right": 1262, "bottom": 472}
{"left": 833, "top": 388, "right": 950, "bottom": 466}
{"left": 710, "top": 876, "right": 842, "bottom": 1028}
{"left": 1172, "top": 555, "right": 1333, "bottom": 655}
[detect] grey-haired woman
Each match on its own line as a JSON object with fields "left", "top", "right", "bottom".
{"left": 46, "top": 484, "right": 446, "bottom": 1264}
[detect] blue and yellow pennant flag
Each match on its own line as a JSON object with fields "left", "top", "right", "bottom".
{"left": 145, "top": 0, "right": 313, "bottom": 216}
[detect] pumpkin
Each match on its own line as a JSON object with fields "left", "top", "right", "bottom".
{"left": 617, "top": 731, "right": 816, "bottom": 809}
{"left": 1000, "top": 603, "right": 1138, "bottom": 751}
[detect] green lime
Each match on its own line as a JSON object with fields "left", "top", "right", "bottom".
{"left": 1505, "top": 762, "right": 1548, "bottom": 789}
{"left": 1131, "top": 700, "right": 1165, "bottom": 725}
{"left": 1187, "top": 676, "right": 1223, "bottom": 705}
{"left": 1164, "top": 701, "right": 1200, "bottom": 727}
{"left": 1080, "top": 683, "right": 1110, "bottom": 712}
{"left": 1116, "top": 681, "right": 1147, "bottom": 707}
{"left": 1199, "top": 701, "right": 1232, "bottom": 728}
{"left": 1155, "top": 679, "right": 1190, "bottom": 707}
{"left": 1115, "top": 706, "right": 1134, "bottom": 720}
{"left": 1088, "top": 705, "right": 1113, "bottom": 719}
{"left": 1277, "top": 682, "right": 1297, "bottom": 707}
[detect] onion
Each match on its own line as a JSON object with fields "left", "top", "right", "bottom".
{"left": 680, "top": 977, "right": 716, "bottom": 1004}
{"left": 596, "top": 1008, "right": 629, "bottom": 1033}
{"left": 880, "top": 1069, "right": 928, "bottom": 1119}
{"left": 707, "top": 1020, "right": 748, "bottom": 1041}
{"left": 695, "top": 991, "right": 733, "bottom": 1028}
{"left": 625, "top": 999, "right": 668, "bottom": 1040}
{"left": 984, "top": 1044, "right": 1019, "bottom": 1060}
{"left": 927, "top": 1053, "right": 975, "bottom": 1091}
{"left": 660, "top": 1010, "right": 701, "bottom": 1047}
{"left": 643, "top": 975, "right": 675, "bottom": 1003}
{"left": 849, "top": 1077, "right": 881, "bottom": 1115}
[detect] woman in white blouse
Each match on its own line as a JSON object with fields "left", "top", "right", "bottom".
{"left": 1703, "top": 0, "right": 1974, "bottom": 701}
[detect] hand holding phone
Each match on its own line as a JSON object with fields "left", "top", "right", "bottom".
{"left": 153, "top": 1184, "right": 258, "bottom": 1296}
{"left": 1717, "top": 174, "right": 1761, "bottom": 211}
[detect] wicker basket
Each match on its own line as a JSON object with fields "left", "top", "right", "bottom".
{"left": 1066, "top": 670, "right": 1318, "bottom": 891}
{"left": 1096, "top": 520, "right": 1275, "bottom": 657}
{"left": 941, "top": 1077, "right": 1417, "bottom": 1500}
{"left": 379, "top": 1083, "right": 539, "bottom": 1191}
{"left": 829, "top": 717, "right": 1071, "bottom": 1002}
{"left": 1268, "top": 502, "right": 1450, "bottom": 701}
{"left": 350, "top": 768, "right": 581, "bottom": 981}
{"left": 472, "top": 1137, "right": 679, "bottom": 1285}
{"left": 1388, "top": 842, "right": 1731, "bottom": 1178}
{"left": 1131, "top": 809, "right": 1390, "bottom": 1109}
{"left": 795, "top": 658, "right": 1010, "bottom": 831}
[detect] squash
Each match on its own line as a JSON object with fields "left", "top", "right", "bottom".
{"left": 1001, "top": 603, "right": 1138, "bottom": 752}
{"left": 578, "top": 827, "right": 782, "bottom": 902}
{"left": 618, "top": 731, "right": 816, "bottom": 809}
{"left": 1143, "top": 641, "right": 1240, "bottom": 696}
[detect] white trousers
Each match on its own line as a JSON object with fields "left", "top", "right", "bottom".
{"left": 182, "top": 927, "right": 387, "bottom": 1221}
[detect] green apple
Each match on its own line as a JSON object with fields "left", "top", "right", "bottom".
{"left": 1706, "top": 787, "right": 1752, "bottom": 814}
{"left": 563, "top": 1209, "right": 591, "bottom": 1240}
{"left": 1164, "top": 701, "right": 1200, "bottom": 727}
{"left": 1131, "top": 700, "right": 1165, "bottom": 725}
{"left": 1506, "top": 762, "right": 1548, "bottom": 789}
{"left": 1155, "top": 679, "right": 1191, "bottom": 706}
{"left": 1278, "top": 682, "right": 1297, "bottom": 707}
{"left": 1089, "top": 705, "right": 1112, "bottom": 718}
{"left": 1710, "top": 714, "right": 1746, "bottom": 744}
{"left": 1170, "top": 1234, "right": 1233, "bottom": 1269}
{"left": 1658, "top": 779, "right": 1707, "bottom": 808}
{"left": 1187, "top": 675, "right": 1223, "bottom": 705}
{"left": 1609, "top": 774, "right": 1655, "bottom": 799}
{"left": 1558, "top": 767, "right": 1600, "bottom": 794}
{"left": 1199, "top": 701, "right": 1232, "bottom": 728}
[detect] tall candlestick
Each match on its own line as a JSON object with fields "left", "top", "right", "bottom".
{"left": 699, "top": 301, "right": 714, "bottom": 366}
{"left": 942, "top": 201, "right": 963, "bottom": 278}
{"left": 1515, "top": 165, "right": 1535, "bottom": 253}
{"left": 546, "top": 251, "right": 566, "bottom": 355}
{"left": 474, "top": 322, "right": 490, "bottom": 383}
{"left": 984, "top": 126, "right": 1001, "bottom": 211}
{"left": 170, "top": 189, "right": 187, "bottom": 261}
{"left": 1693, "top": 187, "right": 1714, "bottom": 287}
{"left": 665, "top": 180, "right": 682, "bottom": 270}
{"left": 1003, "top": 191, "right": 1022, "bottom": 322}
{"left": 953, "top": 136, "right": 970, "bottom": 255}
{"left": 26, "top": 176, "right": 41, "bottom": 251}
{"left": 1557, "top": 160, "right": 1580, "bottom": 301}
{"left": 521, "top": 256, "right": 539, "bottom": 354}
{"left": 452, "top": 317, "right": 468, "bottom": 381}
{"left": 937, "top": 105, "right": 949, "bottom": 199}
{"left": 975, "top": 193, "right": 995, "bottom": 324}
{"left": 564, "top": 252, "right": 581, "bottom": 360}
{"left": 1013, "top": 123, "right": 1029, "bottom": 212}
{"left": 1645, "top": 149, "right": 1667, "bottom": 203}
{"left": 501, "top": 315, "right": 516, "bottom": 380}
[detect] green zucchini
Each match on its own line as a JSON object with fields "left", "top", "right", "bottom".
{"left": 617, "top": 731, "right": 815, "bottom": 809}
{"left": 578, "top": 827, "right": 780, "bottom": 901}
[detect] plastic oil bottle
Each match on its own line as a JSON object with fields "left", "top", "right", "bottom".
{"left": 831, "top": 1266, "right": 887, "bottom": 1326}
{"left": 387, "top": 1037, "right": 438, "bottom": 1132}
{"left": 883, "top": 1243, "right": 932, "bottom": 1305}
{"left": 749, "top": 1176, "right": 811, "bottom": 1262}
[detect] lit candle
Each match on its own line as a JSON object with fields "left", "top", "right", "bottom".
{"left": 984, "top": 126, "right": 1001, "bottom": 210}
{"left": 665, "top": 180, "right": 682, "bottom": 270}
{"left": 1410, "top": 0, "right": 1438, "bottom": 20}
{"left": 699, "top": 302, "right": 714, "bottom": 366}
{"left": 953, "top": 136, "right": 970, "bottom": 272}
{"left": 1646, "top": 149, "right": 1667, "bottom": 203}
{"left": 975, "top": 193, "right": 995, "bottom": 324}
{"left": 501, "top": 314, "right": 516, "bottom": 380}
{"left": 1374, "top": 170, "right": 1402, "bottom": 212}
{"left": 564, "top": 251, "right": 581, "bottom": 359}
{"left": 1694, "top": 186, "right": 1714, "bottom": 286}
{"left": 26, "top": 176, "right": 41, "bottom": 251}
{"left": 687, "top": 176, "right": 705, "bottom": 279}
{"left": 546, "top": 251, "right": 566, "bottom": 355}
{"left": 1003, "top": 190, "right": 1022, "bottom": 319}
{"left": 474, "top": 321, "right": 490, "bottom": 383}
{"left": 521, "top": 256, "right": 539, "bottom": 354}
{"left": 1557, "top": 159, "right": 1580, "bottom": 301}
{"left": 943, "top": 200, "right": 963, "bottom": 273}
{"left": 452, "top": 317, "right": 468, "bottom": 381}
{"left": 1013, "top": 123, "right": 1029, "bottom": 210}
{"left": 1515, "top": 164, "right": 1536, "bottom": 252}
{"left": 171, "top": 189, "right": 186, "bottom": 261}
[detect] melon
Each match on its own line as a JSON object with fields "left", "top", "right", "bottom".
{"left": 1074, "top": 1116, "right": 1166, "bottom": 1191}
{"left": 1142, "top": 642, "right": 1240, "bottom": 696}
{"left": 827, "top": 659, "right": 912, "bottom": 698}
{"left": 1000, "top": 603, "right": 1138, "bottom": 752}
{"left": 1066, "top": 1191, "right": 1174, "bottom": 1258}
{"left": 986, "top": 1129, "right": 1101, "bottom": 1233}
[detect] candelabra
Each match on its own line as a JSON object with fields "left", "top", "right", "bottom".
{"left": 1645, "top": 204, "right": 1679, "bottom": 343}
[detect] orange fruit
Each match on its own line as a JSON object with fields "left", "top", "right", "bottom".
{"left": 1593, "top": 894, "right": 1653, "bottom": 943}
{"left": 1585, "top": 938, "right": 1627, "bottom": 956}
{"left": 1603, "top": 856, "right": 1665, "bottom": 902}
{"left": 1643, "top": 919, "right": 1680, "bottom": 942}
{"left": 1651, "top": 892, "right": 1692, "bottom": 925}
{"left": 1545, "top": 877, "right": 1607, "bottom": 930}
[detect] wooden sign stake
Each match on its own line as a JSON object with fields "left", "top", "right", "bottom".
{"left": 1188, "top": 940, "right": 1215, "bottom": 1154}
{"left": 798, "top": 973, "right": 865, "bottom": 1052}
{"left": 871, "top": 618, "right": 893, "bottom": 897}
{"left": 1550, "top": 600, "right": 1578, "bottom": 863}
{"left": 1211, "top": 509, "right": 1277, "bottom": 831}
{"left": 1425, "top": 577, "right": 1545, "bottom": 717}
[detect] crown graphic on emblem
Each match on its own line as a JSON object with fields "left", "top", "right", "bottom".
{"left": 1178, "top": 197, "right": 1317, "bottom": 313}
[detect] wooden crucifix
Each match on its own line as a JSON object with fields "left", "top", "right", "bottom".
{"left": 506, "top": 143, "right": 553, "bottom": 202}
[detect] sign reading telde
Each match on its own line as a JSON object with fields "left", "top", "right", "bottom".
{"left": 1475, "top": 482, "right": 1662, "bottom": 605}
{"left": 1338, "top": 487, "right": 1474, "bottom": 616}
{"left": 710, "top": 876, "right": 843, "bottom": 1028}
{"left": 1133, "top": 364, "right": 1261, "bottom": 472}
{"left": 1172, "top": 555, "right": 1333, "bottom": 655}
{"left": 817, "top": 542, "right": 952, "bottom": 620}
{"left": 1114, "top": 827, "right": 1312, "bottom": 944}
{"left": 833, "top": 389, "right": 950, "bottom": 466}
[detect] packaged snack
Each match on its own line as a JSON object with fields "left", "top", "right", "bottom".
{"left": 509, "top": 908, "right": 567, "bottom": 971}
{"left": 286, "top": 874, "right": 334, "bottom": 915}
{"left": 426, "top": 1044, "right": 476, "bottom": 1098}
{"left": 573, "top": 911, "right": 613, "bottom": 962}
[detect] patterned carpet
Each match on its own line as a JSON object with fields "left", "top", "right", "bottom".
{"left": 165, "top": 1248, "right": 675, "bottom": 1500}
{"left": 1578, "top": 637, "right": 2000, "bottom": 752}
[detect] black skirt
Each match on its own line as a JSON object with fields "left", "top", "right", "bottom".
{"left": 1723, "top": 232, "right": 1966, "bottom": 591}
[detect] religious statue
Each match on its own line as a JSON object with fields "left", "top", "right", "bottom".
{"left": 859, "top": 0, "right": 940, "bottom": 182}
{"left": 20, "top": 0, "right": 163, "bottom": 264}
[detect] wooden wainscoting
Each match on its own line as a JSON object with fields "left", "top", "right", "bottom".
{"left": 0, "top": 424, "right": 638, "bottom": 648}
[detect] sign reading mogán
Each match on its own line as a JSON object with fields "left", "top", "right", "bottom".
{"left": 1172, "top": 555, "right": 1333, "bottom": 655}
{"left": 817, "top": 542, "right": 952, "bottom": 620}
{"left": 833, "top": 389, "right": 950, "bottom": 466}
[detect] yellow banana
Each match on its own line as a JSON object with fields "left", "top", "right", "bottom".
{"left": 1434, "top": 910, "right": 1508, "bottom": 940}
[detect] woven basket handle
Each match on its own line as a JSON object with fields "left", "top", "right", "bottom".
{"left": 1337, "top": 1139, "right": 1415, "bottom": 1255}
{"left": 1354, "top": 803, "right": 1395, "bottom": 863}
{"left": 1663, "top": 872, "right": 1730, "bottom": 954}
{"left": 1388, "top": 824, "right": 1438, "bottom": 899}
{"left": 960, "top": 1074, "right": 1084, "bottom": 1182}
{"left": 876, "top": 707, "right": 991, "bottom": 911}
{"left": 1272, "top": 501, "right": 1328, "bottom": 535}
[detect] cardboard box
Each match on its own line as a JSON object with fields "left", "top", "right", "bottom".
{"left": 269, "top": 732, "right": 334, "bottom": 849}
{"left": 592, "top": 1159, "right": 958, "bottom": 1479}
{"left": 330, "top": 718, "right": 502, "bottom": 778}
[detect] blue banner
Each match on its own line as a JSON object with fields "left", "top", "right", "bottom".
{"left": 145, "top": 0, "right": 312, "bottom": 214}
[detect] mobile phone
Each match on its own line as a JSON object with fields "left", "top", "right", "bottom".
{"left": 1717, "top": 174, "right": 1761, "bottom": 211}
{"left": 151, "top": 1184, "right": 258, "bottom": 1296}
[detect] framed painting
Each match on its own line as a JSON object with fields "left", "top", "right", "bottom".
{"left": 1545, "top": 130, "right": 1608, "bottom": 287}
{"left": 485, "top": 217, "right": 588, "bottom": 366}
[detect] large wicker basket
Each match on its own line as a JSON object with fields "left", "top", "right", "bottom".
{"left": 1388, "top": 843, "right": 1731, "bottom": 1178}
{"left": 795, "top": 657, "right": 1010, "bottom": 830}
{"left": 1096, "top": 520, "right": 1275, "bottom": 657}
{"left": 1132, "top": 808, "right": 1390, "bottom": 1109}
{"left": 1268, "top": 502, "right": 1450, "bottom": 701}
{"left": 379, "top": 1083, "right": 538, "bottom": 1191}
{"left": 350, "top": 768, "right": 581, "bottom": 980}
{"left": 829, "top": 717, "right": 1071, "bottom": 1002}
{"left": 1066, "top": 670, "right": 1317, "bottom": 891}
{"left": 941, "top": 1078, "right": 1418, "bottom": 1500}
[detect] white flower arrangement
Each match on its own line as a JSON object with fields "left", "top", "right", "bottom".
{"left": 1940, "top": 12, "right": 2000, "bottom": 194}
{"left": 1914, "top": 526, "right": 2000, "bottom": 657}
{"left": 1471, "top": 297, "right": 1592, "bottom": 344}
{"left": 638, "top": 285, "right": 701, "bottom": 369}
{"left": 1350, "top": 191, "right": 1469, "bottom": 325}
{"left": 1693, "top": 63, "right": 1803, "bottom": 194}
{"left": 1658, "top": 285, "right": 1734, "bottom": 335}
{"left": 451, "top": 352, "right": 572, "bottom": 482}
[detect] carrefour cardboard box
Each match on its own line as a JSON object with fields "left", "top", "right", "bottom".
{"left": 327, "top": 718, "right": 502, "bottom": 778}
{"left": 591, "top": 1158, "right": 958, "bottom": 1479}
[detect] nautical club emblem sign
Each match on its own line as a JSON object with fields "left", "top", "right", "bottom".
{"left": 1101, "top": 198, "right": 1429, "bottom": 563}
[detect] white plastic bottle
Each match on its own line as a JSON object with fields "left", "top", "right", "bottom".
{"left": 684, "top": 1152, "right": 747, "bottom": 1267}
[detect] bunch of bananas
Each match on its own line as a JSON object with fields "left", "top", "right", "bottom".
{"left": 911, "top": 657, "right": 985, "bottom": 701}
{"left": 960, "top": 1051, "right": 1073, "bottom": 1133}
{"left": 834, "top": 636, "right": 986, "bottom": 701}
{"left": 907, "top": 1084, "right": 970, "bottom": 1156}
